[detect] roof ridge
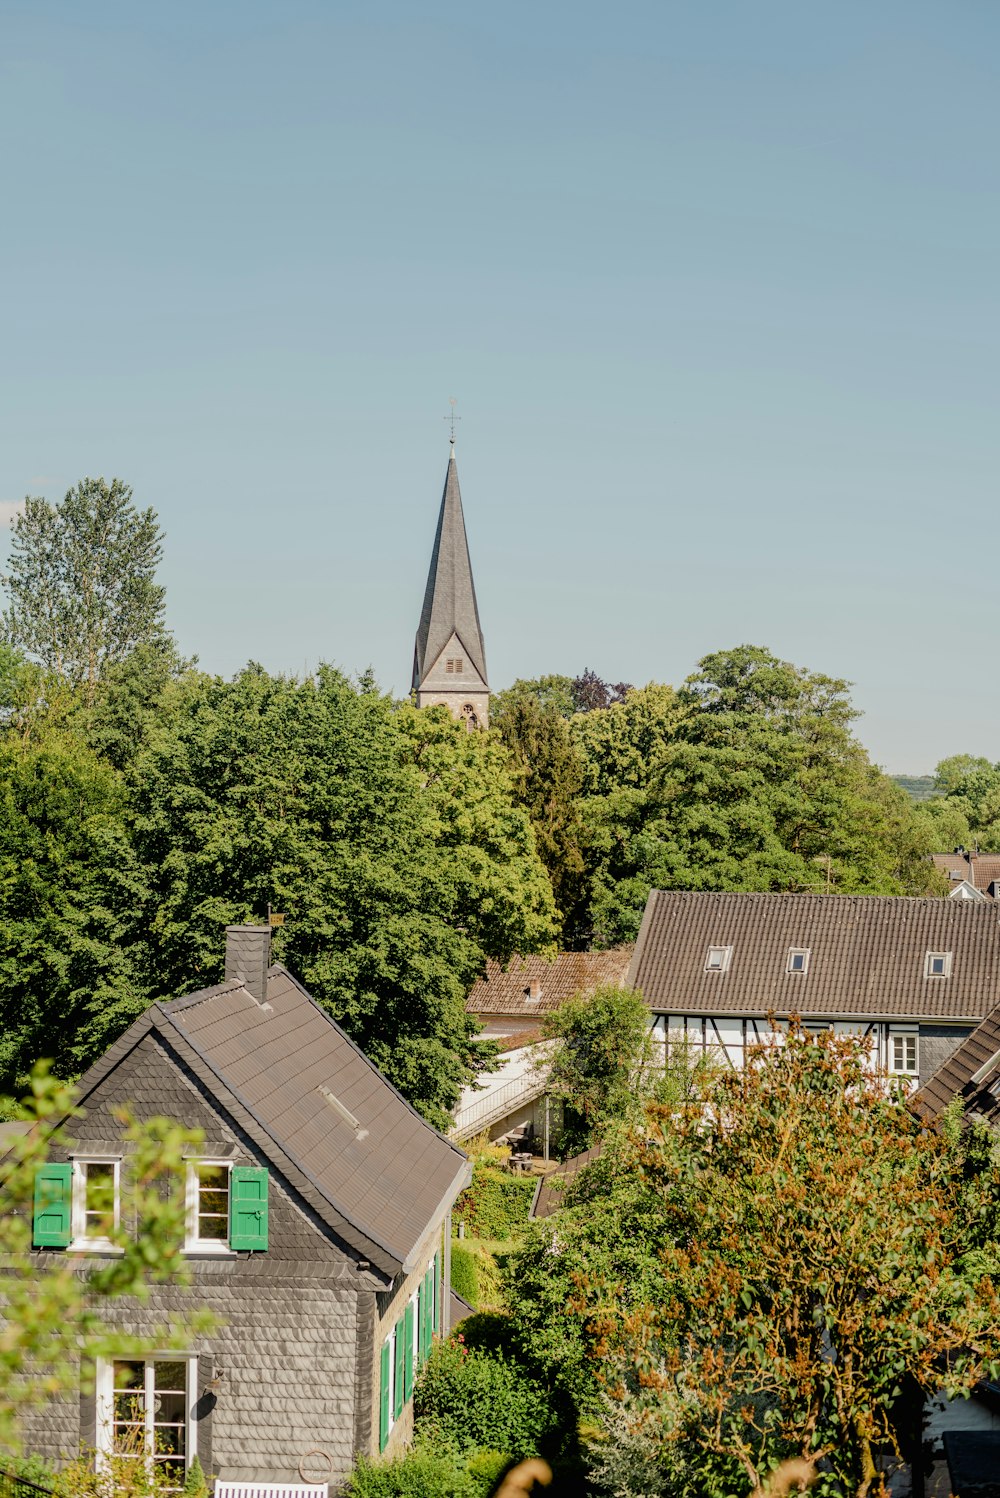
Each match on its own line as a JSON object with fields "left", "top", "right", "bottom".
{"left": 162, "top": 977, "right": 246, "bottom": 1013}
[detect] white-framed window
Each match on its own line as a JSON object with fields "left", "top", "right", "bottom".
{"left": 410, "top": 1289, "right": 420, "bottom": 1382}
{"left": 96, "top": 1355, "right": 196, "bottom": 1492}
{"left": 185, "top": 1161, "right": 234, "bottom": 1253}
{"left": 889, "top": 1030, "right": 919, "bottom": 1076}
{"left": 787, "top": 948, "right": 810, "bottom": 974}
{"left": 705, "top": 945, "right": 733, "bottom": 973}
{"left": 925, "top": 951, "right": 952, "bottom": 978}
{"left": 71, "top": 1159, "right": 120, "bottom": 1249}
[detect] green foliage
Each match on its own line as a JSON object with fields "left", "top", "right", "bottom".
{"left": 891, "top": 774, "right": 937, "bottom": 803}
{"left": 504, "top": 1149, "right": 673, "bottom": 1415}
{"left": 415, "top": 1337, "right": 558, "bottom": 1462}
{"left": 1, "top": 479, "right": 167, "bottom": 704}
{"left": 0, "top": 1065, "right": 212, "bottom": 1449}
{"left": 918, "top": 753, "right": 1000, "bottom": 852}
{"left": 574, "top": 647, "right": 941, "bottom": 945}
{"left": 346, "top": 1443, "right": 506, "bottom": 1498}
{"left": 542, "top": 984, "right": 653, "bottom": 1149}
{"left": 0, "top": 667, "right": 557, "bottom": 1125}
{"left": 181, "top": 1455, "right": 208, "bottom": 1498}
{"left": 557, "top": 1030, "right": 1000, "bottom": 1496}
{"left": 453, "top": 1162, "right": 537, "bottom": 1240}
{"left": 491, "top": 692, "right": 589, "bottom": 938}
{"left": 449, "top": 1243, "right": 480, "bottom": 1307}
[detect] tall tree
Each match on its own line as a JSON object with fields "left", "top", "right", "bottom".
{"left": 491, "top": 692, "right": 590, "bottom": 938}
{"left": 575, "top": 648, "right": 940, "bottom": 945}
{"left": 119, "top": 669, "right": 556, "bottom": 1128}
{"left": 1, "top": 478, "right": 167, "bottom": 704}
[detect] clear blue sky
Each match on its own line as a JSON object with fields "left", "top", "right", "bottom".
{"left": 2, "top": 1, "right": 997, "bottom": 773}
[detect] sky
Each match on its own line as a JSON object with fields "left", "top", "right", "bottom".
{"left": 1, "top": 2, "right": 997, "bottom": 774}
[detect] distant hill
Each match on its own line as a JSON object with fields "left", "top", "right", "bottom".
{"left": 893, "top": 775, "right": 937, "bottom": 803}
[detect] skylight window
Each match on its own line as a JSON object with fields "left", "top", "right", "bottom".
{"left": 924, "top": 951, "right": 952, "bottom": 978}
{"left": 787, "top": 948, "right": 810, "bottom": 974}
{"left": 705, "top": 945, "right": 733, "bottom": 974}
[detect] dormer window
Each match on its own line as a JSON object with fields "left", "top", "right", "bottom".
{"left": 925, "top": 951, "right": 952, "bottom": 978}
{"left": 787, "top": 948, "right": 810, "bottom": 974}
{"left": 445, "top": 657, "right": 464, "bottom": 674}
{"left": 705, "top": 945, "right": 733, "bottom": 973}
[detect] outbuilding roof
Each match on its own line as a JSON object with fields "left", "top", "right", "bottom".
{"left": 72, "top": 965, "right": 469, "bottom": 1281}
{"left": 911, "top": 1005, "right": 1000, "bottom": 1127}
{"left": 629, "top": 891, "right": 1000, "bottom": 1022}
{"left": 466, "top": 948, "right": 633, "bottom": 1018}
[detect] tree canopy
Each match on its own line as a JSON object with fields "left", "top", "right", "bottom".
{"left": 1, "top": 479, "right": 167, "bottom": 704}
{"left": 506, "top": 1030, "right": 1000, "bottom": 1497}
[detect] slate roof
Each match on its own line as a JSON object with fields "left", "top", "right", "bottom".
{"left": 466, "top": 949, "right": 634, "bottom": 1018}
{"left": 412, "top": 448, "right": 488, "bottom": 690}
{"left": 932, "top": 852, "right": 1000, "bottom": 894}
{"left": 911, "top": 1004, "right": 1000, "bottom": 1126}
{"left": 72, "top": 966, "right": 469, "bottom": 1281}
{"left": 629, "top": 891, "right": 1000, "bottom": 1021}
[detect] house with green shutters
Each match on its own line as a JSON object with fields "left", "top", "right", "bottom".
{"left": 18, "top": 925, "right": 470, "bottom": 1491}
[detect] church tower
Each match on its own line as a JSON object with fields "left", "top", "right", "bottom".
{"left": 412, "top": 441, "right": 489, "bottom": 728}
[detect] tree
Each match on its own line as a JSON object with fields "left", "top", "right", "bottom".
{"left": 575, "top": 648, "right": 941, "bottom": 946}
{"left": 491, "top": 692, "right": 590, "bottom": 939}
{"left": 542, "top": 984, "right": 653, "bottom": 1151}
{"left": 118, "top": 669, "right": 556, "bottom": 1129}
{"left": 571, "top": 670, "right": 633, "bottom": 714}
{"left": 573, "top": 1029, "right": 1000, "bottom": 1496}
{"left": 1, "top": 478, "right": 167, "bottom": 704}
{"left": 0, "top": 724, "right": 147, "bottom": 1090}
{"left": 0, "top": 1066, "right": 210, "bottom": 1449}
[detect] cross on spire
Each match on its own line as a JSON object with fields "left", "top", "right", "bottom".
{"left": 444, "top": 396, "right": 461, "bottom": 446}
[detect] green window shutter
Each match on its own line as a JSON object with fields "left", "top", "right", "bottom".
{"left": 33, "top": 1163, "right": 72, "bottom": 1248}
{"left": 415, "top": 1281, "right": 424, "bottom": 1367}
{"left": 432, "top": 1252, "right": 440, "bottom": 1333}
{"left": 379, "top": 1340, "right": 391, "bottom": 1452}
{"left": 403, "top": 1301, "right": 414, "bottom": 1401}
{"left": 393, "top": 1317, "right": 405, "bottom": 1418}
{"left": 229, "top": 1167, "right": 268, "bottom": 1251}
{"left": 424, "top": 1266, "right": 434, "bottom": 1352}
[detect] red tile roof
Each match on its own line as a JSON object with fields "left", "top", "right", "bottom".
{"left": 466, "top": 949, "right": 633, "bottom": 1018}
{"left": 932, "top": 853, "right": 1000, "bottom": 893}
{"left": 629, "top": 892, "right": 1000, "bottom": 1021}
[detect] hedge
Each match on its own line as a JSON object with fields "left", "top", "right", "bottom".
{"left": 449, "top": 1243, "right": 479, "bottom": 1306}
{"left": 452, "top": 1163, "right": 536, "bottom": 1240}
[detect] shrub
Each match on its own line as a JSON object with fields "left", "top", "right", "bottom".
{"left": 346, "top": 1447, "right": 476, "bottom": 1498}
{"left": 453, "top": 1163, "right": 536, "bottom": 1240}
{"left": 449, "top": 1242, "right": 479, "bottom": 1306}
{"left": 415, "top": 1337, "right": 553, "bottom": 1461}
{"left": 182, "top": 1455, "right": 208, "bottom": 1498}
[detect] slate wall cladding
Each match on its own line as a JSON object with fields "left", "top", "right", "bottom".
{"left": 17, "top": 1031, "right": 369, "bottom": 1484}
{"left": 918, "top": 1023, "right": 973, "bottom": 1088}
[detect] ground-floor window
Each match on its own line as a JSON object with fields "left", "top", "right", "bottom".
{"left": 96, "top": 1356, "right": 195, "bottom": 1491}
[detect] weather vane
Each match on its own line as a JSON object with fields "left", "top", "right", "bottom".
{"left": 444, "top": 397, "right": 461, "bottom": 445}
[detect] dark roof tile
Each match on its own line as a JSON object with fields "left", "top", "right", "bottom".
{"left": 629, "top": 892, "right": 1000, "bottom": 1021}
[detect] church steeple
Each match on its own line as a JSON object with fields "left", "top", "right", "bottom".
{"left": 412, "top": 445, "right": 489, "bottom": 728}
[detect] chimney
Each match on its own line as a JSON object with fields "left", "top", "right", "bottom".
{"left": 225, "top": 925, "right": 271, "bottom": 1006}
{"left": 525, "top": 979, "right": 543, "bottom": 1004}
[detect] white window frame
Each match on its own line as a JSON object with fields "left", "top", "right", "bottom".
{"left": 787, "top": 948, "right": 810, "bottom": 974}
{"left": 184, "top": 1160, "right": 236, "bottom": 1255}
{"left": 70, "top": 1157, "right": 121, "bottom": 1252}
{"left": 924, "top": 951, "right": 952, "bottom": 979}
{"left": 889, "top": 1029, "right": 919, "bottom": 1076}
{"left": 95, "top": 1354, "right": 197, "bottom": 1487}
{"left": 705, "top": 945, "right": 733, "bottom": 974}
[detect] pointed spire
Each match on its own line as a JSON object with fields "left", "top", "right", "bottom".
{"left": 412, "top": 451, "right": 488, "bottom": 694}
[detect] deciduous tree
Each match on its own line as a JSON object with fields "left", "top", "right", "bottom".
{"left": 1, "top": 479, "right": 167, "bottom": 704}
